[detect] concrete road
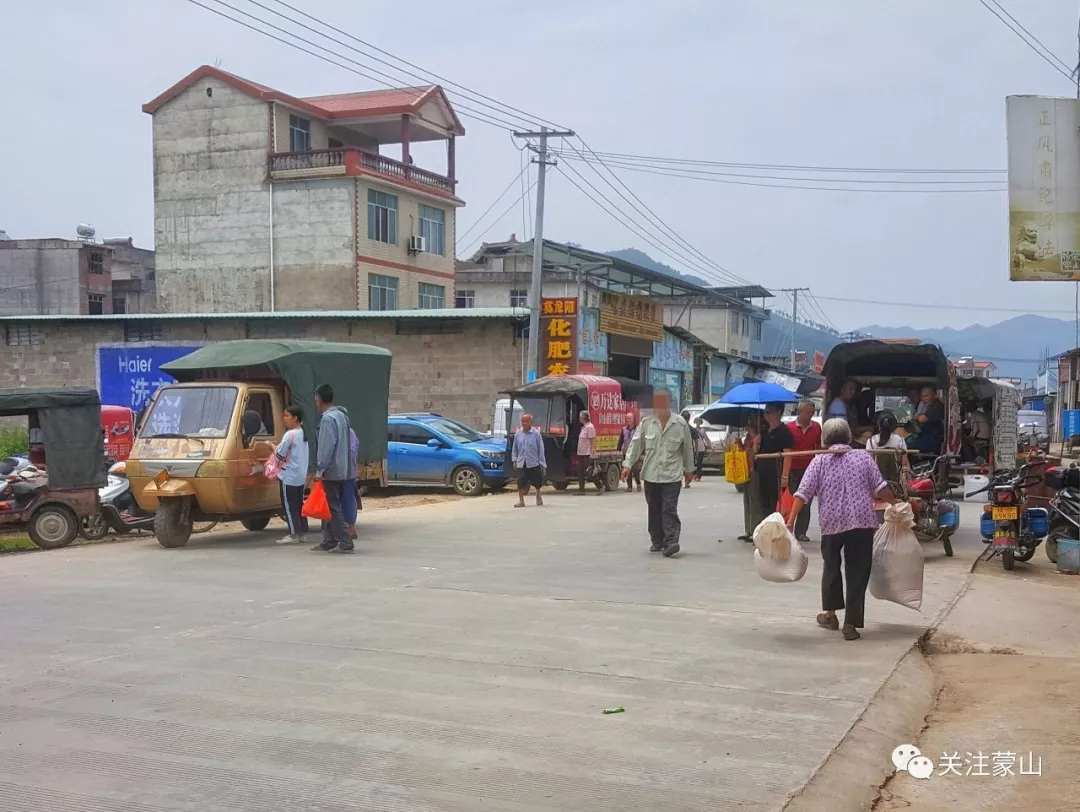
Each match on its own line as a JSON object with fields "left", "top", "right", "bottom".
{"left": 0, "top": 478, "right": 979, "bottom": 812}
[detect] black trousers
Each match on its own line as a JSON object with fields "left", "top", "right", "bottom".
{"left": 821, "top": 528, "right": 875, "bottom": 628}
{"left": 757, "top": 463, "right": 781, "bottom": 518}
{"left": 280, "top": 481, "right": 309, "bottom": 536}
{"left": 694, "top": 452, "right": 706, "bottom": 478}
{"left": 577, "top": 455, "right": 604, "bottom": 491}
{"left": 320, "top": 478, "right": 351, "bottom": 549}
{"left": 787, "top": 468, "right": 812, "bottom": 538}
{"left": 644, "top": 480, "right": 682, "bottom": 547}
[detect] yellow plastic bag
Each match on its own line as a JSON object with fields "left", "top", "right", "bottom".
{"left": 725, "top": 448, "right": 750, "bottom": 484}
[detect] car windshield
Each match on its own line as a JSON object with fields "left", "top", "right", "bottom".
{"left": 141, "top": 387, "right": 237, "bottom": 438}
{"left": 425, "top": 418, "right": 486, "bottom": 443}
{"left": 512, "top": 397, "right": 553, "bottom": 433}
{"left": 1018, "top": 412, "right": 1046, "bottom": 429}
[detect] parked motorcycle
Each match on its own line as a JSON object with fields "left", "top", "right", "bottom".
{"left": 0, "top": 460, "right": 49, "bottom": 510}
{"left": 896, "top": 455, "right": 959, "bottom": 558}
{"left": 968, "top": 464, "right": 1049, "bottom": 571}
{"left": 1041, "top": 464, "right": 1080, "bottom": 564}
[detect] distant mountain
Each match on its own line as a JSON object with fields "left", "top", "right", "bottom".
{"left": 607, "top": 248, "right": 1063, "bottom": 380}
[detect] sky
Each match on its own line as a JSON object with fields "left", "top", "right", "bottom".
{"left": 4, "top": 0, "right": 1080, "bottom": 330}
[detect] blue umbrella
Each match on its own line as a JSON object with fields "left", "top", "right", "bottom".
{"left": 718, "top": 381, "right": 800, "bottom": 406}
{"left": 700, "top": 402, "right": 765, "bottom": 427}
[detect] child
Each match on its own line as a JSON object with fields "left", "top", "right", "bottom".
{"left": 275, "top": 406, "right": 310, "bottom": 544}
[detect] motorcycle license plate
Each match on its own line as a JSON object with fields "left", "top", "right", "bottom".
{"left": 991, "top": 506, "right": 1018, "bottom": 521}
{"left": 153, "top": 469, "right": 170, "bottom": 487}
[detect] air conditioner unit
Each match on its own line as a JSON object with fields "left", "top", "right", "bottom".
{"left": 407, "top": 235, "right": 426, "bottom": 254}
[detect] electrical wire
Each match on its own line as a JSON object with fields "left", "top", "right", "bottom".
{"left": 814, "top": 294, "right": 1077, "bottom": 314}
{"left": 457, "top": 179, "right": 538, "bottom": 258}
{"left": 457, "top": 164, "right": 529, "bottom": 244}
{"left": 977, "top": 0, "right": 1076, "bottom": 83}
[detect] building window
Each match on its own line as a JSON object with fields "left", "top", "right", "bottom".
{"left": 741, "top": 315, "right": 749, "bottom": 336}
{"left": 124, "top": 322, "right": 164, "bottom": 342}
{"left": 88, "top": 293, "right": 105, "bottom": 315}
{"left": 288, "top": 115, "right": 311, "bottom": 152}
{"left": 89, "top": 250, "right": 104, "bottom": 275}
{"left": 418, "top": 282, "right": 445, "bottom": 309}
{"left": 455, "top": 289, "right": 475, "bottom": 308}
{"left": 730, "top": 310, "right": 739, "bottom": 331}
{"left": 113, "top": 297, "right": 127, "bottom": 314}
{"left": 510, "top": 289, "right": 528, "bottom": 308}
{"left": 751, "top": 318, "right": 762, "bottom": 341}
{"left": 367, "top": 189, "right": 398, "bottom": 245}
{"left": 368, "top": 273, "right": 398, "bottom": 311}
{"left": 418, "top": 205, "right": 446, "bottom": 256}
{"left": 5, "top": 324, "right": 42, "bottom": 346}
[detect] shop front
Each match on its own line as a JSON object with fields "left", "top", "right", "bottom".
{"left": 578, "top": 306, "right": 609, "bottom": 377}
{"left": 600, "top": 290, "right": 664, "bottom": 383}
{"left": 649, "top": 329, "right": 694, "bottom": 410}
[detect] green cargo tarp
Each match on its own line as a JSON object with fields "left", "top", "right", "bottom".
{"left": 0, "top": 387, "right": 106, "bottom": 490}
{"left": 161, "top": 340, "right": 391, "bottom": 467}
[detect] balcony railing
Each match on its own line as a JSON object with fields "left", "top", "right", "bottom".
{"left": 269, "top": 148, "right": 455, "bottom": 195}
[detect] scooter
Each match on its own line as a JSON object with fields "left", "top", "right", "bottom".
{"left": 88, "top": 462, "right": 217, "bottom": 538}
{"left": 968, "top": 464, "right": 1049, "bottom": 571}
{"left": 1040, "top": 464, "right": 1080, "bottom": 564}
{"left": 895, "top": 455, "right": 959, "bottom": 558}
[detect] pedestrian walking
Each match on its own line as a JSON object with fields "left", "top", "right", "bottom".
{"left": 617, "top": 412, "right": 642, "bottom": 492}
{"left": 340, "top": 417, "right": 360, "bottom": 540}
{"left": 621, "top": 388, "right": 694, "bottom": 557}
{"left": 274, "top": 405, "right": 310, "bottom": 544}
{"left": 787, "top": 399, "right": 822, "bottom": 542}
{"left": 311, "top": 384, "right": 355, "bottom": 554}
{"left": 692, "top": 416, "right": 711, "bottom": 481}
{"left": 511, "top": 413, "right": 547, "bottom": 507}
{"left": 737, "top": 414, "right": 763, "bottom": 542}
{"left": 787, "top": 418, "right": 898, "bottom": 641}
{"left": 681, "top": 411, "right": 701, "bottom": 488}
{"left": 575, "top": 410, "right": 605, "bottom": 494}
{"left": 756, "top": 403, "right": 794, "bottom": 520}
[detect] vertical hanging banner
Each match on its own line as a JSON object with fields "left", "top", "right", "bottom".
{"left": 1007, "top": 96, "right": 1080, "bottom": 280}
{"left": 541, "top": 297, "right": 579, "bottom": 376}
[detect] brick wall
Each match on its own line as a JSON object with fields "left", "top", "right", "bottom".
{"left": 0, "top": 316, "right": 524, "bottom": 432}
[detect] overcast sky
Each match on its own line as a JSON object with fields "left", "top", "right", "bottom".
{"left": 4, "top": 0, "right": 1080, "bottom": 330}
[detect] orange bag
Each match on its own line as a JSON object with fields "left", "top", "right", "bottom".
{"left": 778, "top": 488, "right": 794, "bottom": 516}
{"left": 302, "top": 480, "right": 332, "bottom": 521}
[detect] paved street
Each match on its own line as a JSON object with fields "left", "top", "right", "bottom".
{"left": 0, "top": 478, "right": 980, "bottom": 812}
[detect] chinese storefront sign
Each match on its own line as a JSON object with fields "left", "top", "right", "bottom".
{"left": 97, "top": 345, "right": 202, "bottom": 413}
{"left": 578, "top": 307, "right": 609, "bottom": 362}
{"left": 583, "top": 376, "right": 635, "bottom": 451}
{"left": 1007, "top": 96, "right": 1080, "bottom": 280}
{"left": 598, "top": 290, "right": 664, "bottom": 342}
{"left": 541, "top": 297, "right": 578, "bottom": 376}
{"left": 651, "top": 330, "right": 693, "bottom": 373}
{"left": 813, "top": 351, "right": 825, "bottom": 374}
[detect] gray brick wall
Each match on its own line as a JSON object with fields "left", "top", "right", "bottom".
{"left": 0, "top": 317, "right": 523, "bottom": 432}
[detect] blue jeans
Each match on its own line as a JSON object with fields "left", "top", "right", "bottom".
{"left": 320, "top": 479, "right": 350, "bottom": 548}
{"left": 342, "top": 478, "right": 358, "bottom": 525}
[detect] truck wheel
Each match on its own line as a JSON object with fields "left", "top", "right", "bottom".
{"left": 29, "top": 505, "right": 79, "bottom": 550}
{"left": 552, "top": 481, "right": 569, "bottom": 491}
{"left": 451, "top": 465, "right": 483, "bottom": 496}
{"left": 241, "top": 518, "right": 271, "bottom": 532}
{"left": 155, "top": 498, "right": 193, "bottom": 549}
{"left": 79, "top": 513, "right": 110, "bottom": 541}
{"left": 605, "top": 464, "right": 622, "bottom": 492}
{"left": 1002, "top": 549, "right": 1015, "bottom": 571}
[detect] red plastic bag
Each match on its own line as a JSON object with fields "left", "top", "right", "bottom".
{"left": 777, "top": 488, "right": 794, "bottom": 516}
{"left": 302, "top": 480, "right": 332, "bottom": 521}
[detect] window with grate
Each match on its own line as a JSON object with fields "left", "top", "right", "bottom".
{"left": 88, "top": 293, "right": 105, "bottom": 315}
{"left": 367, "top": 189, "right": 398, "bottom": 245}
{"left": 124, "top": 322, "right": 164, "bottom": 342}
{"left": 368, "top": 273, "right": 399, "bottom": 311}
{"left": 418, "top": 282, "right": 445, "bottom": 309}
{"left": 89, "top": 251, "right": 104, "bottom": 274}
{"left": 455, "top": 289, "right": 475, "bottom": 308}
{"left": 289, "top": 115, "right": 311, "bottom": 152}
{"left": 418, "top": 205, "right": 446, "bottom": 256}
{"left": 751, "top": 318, "right": 762, "bottom": 341}
{"left": 509, "top": 289, "right": 528, "bottom": 308}
{"left": 5, "top": 324, "right": 43, "bottom": 346}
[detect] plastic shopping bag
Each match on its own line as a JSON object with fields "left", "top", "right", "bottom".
{"left": 725, "top": 449, "right": 750, "bottom": 485}
{"left": 777, "top": 488, "right": 794, "bottom": 516}
{"left": 752, "top": 512, "right": 809, "bottom": 583}
{"left": 264, "top": 452, "right": 282, "bottom": 480}
{"left": 868, "top": 502, "right": 924, "bottom": 611}
{"left": 302, "top": 480, "right": 332, "bottom": 521}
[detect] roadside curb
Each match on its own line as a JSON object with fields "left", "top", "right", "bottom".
{"left": 780, "top": 560, "right": 978, "bottom": 812}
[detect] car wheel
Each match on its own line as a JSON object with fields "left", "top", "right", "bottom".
{"left": 28, "top": 505, "right": 79, "bottom": 550}
{"left": 451, "top": 465, "right": 483, "bottom": 496}
{"left": 241, "top": 517, "right": 271, "bottom": 532}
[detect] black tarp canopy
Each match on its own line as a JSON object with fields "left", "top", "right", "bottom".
{"left": 161, "top": 340, "right": 392, "bottom": 467}
{"left": 0, "top": 387, "right": 106, "bottom": 490}
{"left": 823, "top": 341, "right": 950, "bottom": 393}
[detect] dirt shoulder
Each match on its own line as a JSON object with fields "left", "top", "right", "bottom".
{"left": 874, "top": 555, "right": 1080, "bottom": 812}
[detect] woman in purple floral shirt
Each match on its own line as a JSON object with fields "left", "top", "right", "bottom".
{"left": 786, "top": 418, "right": 897, "bottom": 641}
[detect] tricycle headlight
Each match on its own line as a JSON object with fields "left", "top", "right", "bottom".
{"left": 196, "top": 460, "right": 228, "bottom": 478}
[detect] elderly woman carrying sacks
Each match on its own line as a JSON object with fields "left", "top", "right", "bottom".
{"left": 785, "top": 418, "right": 897, "bottom": 641}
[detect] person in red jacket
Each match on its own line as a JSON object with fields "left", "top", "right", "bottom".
{"left": 787, "top": 398, "right": 822, "bottom": 542}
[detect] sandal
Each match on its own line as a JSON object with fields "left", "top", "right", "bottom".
{"left": 842, "top": 625, "right": 861, "bottom": 641}
{"left": 513, "top": 503, "right": 526, "bottom": 508}
{"left": 816, "top": 613, "right": 839, "bottom": 631}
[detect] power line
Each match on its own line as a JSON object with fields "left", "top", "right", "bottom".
{"left": 977, "top": 0, "right": 1076, "bottom": 83}
{"left": 457, "top": 164, "right": 530, "bottom": 244}
{"left": 814, "top": 294, "right": 1076, "bottom": 314}
{"left": 457, "top": 178, "right": 538, "bottom": 258}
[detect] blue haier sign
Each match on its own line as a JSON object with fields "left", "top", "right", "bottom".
{"left": 97, "top": 345, "right": 202, "bottom": 412}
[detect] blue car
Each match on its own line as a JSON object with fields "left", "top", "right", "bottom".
{"left": 387, "top": 414, "right": 508, "bottom": 496}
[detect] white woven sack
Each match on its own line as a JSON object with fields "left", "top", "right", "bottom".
{"left": 753, "top": 512, "right": 809, "bottom": 583}
{"left": 868, "top": 502, "right": 925, "bottom": 611}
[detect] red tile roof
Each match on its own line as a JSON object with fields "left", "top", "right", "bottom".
{"left": 143, "top": 66, "right": 464, "bottom": 135}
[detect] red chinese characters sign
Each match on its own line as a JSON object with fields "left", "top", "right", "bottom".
{"left": 598, "top": 290, "right": 664, "bottom": 342}
{"left": 541, "top": 297, "right": 578, "bottom": 376}
{"left": 581, "top": 375, "right": 636, "bottom": 451}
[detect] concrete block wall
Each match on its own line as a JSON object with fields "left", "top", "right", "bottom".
{"left": 0, "top": 317, "right": 523, "bottom": 432}
{"left": 0, "top": 242, "right": 83, "bottom": 316}
{"left": 152, "top": 78, "right": 272, "bottom": 313}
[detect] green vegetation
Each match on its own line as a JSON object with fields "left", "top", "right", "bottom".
{"left": 0, "top": 426, "right": 29, "bottom": 458}
{"left": 0, "top": 535, "right": 36, "bottom": 552}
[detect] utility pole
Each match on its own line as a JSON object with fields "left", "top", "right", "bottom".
{"left": 513, "top": 126, "right": 575, "bottom": 382}
{"left": 777, "top": 287, "right": 809, "bottom": 371}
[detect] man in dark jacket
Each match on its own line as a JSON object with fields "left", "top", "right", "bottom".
{"left": 312, "top": 384, "right": 355, "bottom": 553}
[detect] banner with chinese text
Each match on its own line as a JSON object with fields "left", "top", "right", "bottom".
{"left": 541, "top": 297, "right": 578, "bottom": 376}
{"left": 598, "top": 290, "right": 664, "bottom": 342}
